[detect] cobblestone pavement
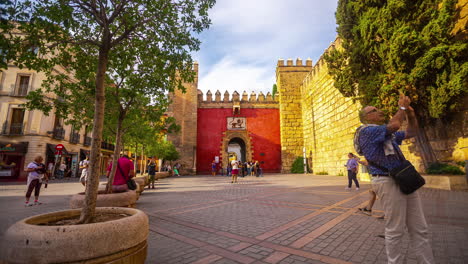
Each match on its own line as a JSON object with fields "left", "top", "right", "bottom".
{"left": 1, "top": 174, "right": 468, "bottom": 263}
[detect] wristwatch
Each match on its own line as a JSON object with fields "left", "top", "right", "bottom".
{"left": 399, "top": 106, "right": 407, "bottom": 111}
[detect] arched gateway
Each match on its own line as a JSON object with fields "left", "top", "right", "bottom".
{"left": 167, "top": 64, "right": 282, "bottom": 175}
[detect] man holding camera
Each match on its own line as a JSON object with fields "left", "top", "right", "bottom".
{"left": 356, "top": 94, "right": 434, "bottom": 263}
{"left": 24, "top": 155, "right": 48, "bottom": 206}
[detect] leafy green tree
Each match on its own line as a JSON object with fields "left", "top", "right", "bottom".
{"left": 3, "top": 0, "right": 215, "bottom": 223}
{"left": 272, "top": 84, "right": 278, "bottom": 98}
{"left": 325, "top": 0, "right": 467, "bottom": 166}
{"left": 146, "top": 139, "right": 180, "bottom": 164}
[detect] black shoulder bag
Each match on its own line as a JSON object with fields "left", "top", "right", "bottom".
{"left": 368, "top": 151, "right": 425, "bottom": 195}
{"left": 117, "top": 162, "right": 137, "bottom": 190}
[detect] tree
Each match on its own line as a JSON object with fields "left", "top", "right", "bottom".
{"left": 325, "top": 0, "right": 467, "bottom": 166}
{"left": 272, "top": 84, "right": 277, "bottom": 98}
{"left": 4, "top": 0, "right": 215, "bottom": 223}
{"left": 146, "top": 139, "right": 179, "bottom": 163}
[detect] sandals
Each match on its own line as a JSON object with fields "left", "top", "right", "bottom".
{"left": 358, "top": 207, "right": 372, "bottom": 216}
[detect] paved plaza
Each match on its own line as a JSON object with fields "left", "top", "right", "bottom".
{"left": 1, "top": 174, "right": 468, "bottom": 264}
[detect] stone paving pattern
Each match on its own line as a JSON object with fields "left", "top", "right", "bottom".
{"left": 1, "top": 174, "right": 468, "bottom": 263}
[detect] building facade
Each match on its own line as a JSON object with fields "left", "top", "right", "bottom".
{"left": 0, "top": 66, "right": 114, "bottom": 181}
{"left": 168, "top": 41, "right": 466, "bottom": 176}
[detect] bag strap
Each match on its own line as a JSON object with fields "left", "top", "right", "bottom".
{"left": 116, "top": 161, "right": 128, "bottom": 180}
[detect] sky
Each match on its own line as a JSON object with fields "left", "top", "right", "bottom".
{"left": 194, "top": 0, "right": 339, "bottom": 98}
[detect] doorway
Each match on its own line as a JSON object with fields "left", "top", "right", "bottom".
{"left": 228, "top": 137, "right": 246, "bottom": 162}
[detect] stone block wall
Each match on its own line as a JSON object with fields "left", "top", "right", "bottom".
{"left": 276, "top": 58, "right": 313, "bottom": 172}
{"left": 300, "top": 55, "right": 363, "bottom": 176}
{"left": 166, "top": 63, "right": 199, "bottom": 175}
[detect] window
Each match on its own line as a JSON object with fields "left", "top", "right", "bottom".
{"left": 10, "top": 108, "right": 25, "bottom": 134}
{"left": 12, "top": 74, "right": 31, "bottom": 96}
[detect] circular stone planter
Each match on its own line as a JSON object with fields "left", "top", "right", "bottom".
{"left": 135, "top": 176, "right": 149, "bottom": 186}
{"left": 70, "top": 190, "right": 138, "bottom": 209}
{"left": 156, "top": 171, "right": 170, "bottom": 179}
{"left": 134, "top": 178, "right": 146, "bottom": 194}
{"left": 1, "top": 207, "right": 148, "bottom": 264}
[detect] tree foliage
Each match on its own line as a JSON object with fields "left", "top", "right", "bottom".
{"left": 3, "top": 0, "right": 215, "bottom": 223}
{"left": 326, "top": 0, "right": 467, "bottom": 119}
{"left": 272, "top": 84, "right": 277, "bottom": 98}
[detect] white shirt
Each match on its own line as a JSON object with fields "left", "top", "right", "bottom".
{"left": 231, "top": 160, "right": 238, "bottom": 169}
{"left": 80, "top": 160, "right": 89, "bottom": 174}
{"left": 27, "top": 162, "right": 44, "bottom": 186}
{"left": 59, "top": 163, "right": 66, "bottom": 171}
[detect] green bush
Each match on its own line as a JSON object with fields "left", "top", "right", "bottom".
{"left": 337, "top": 171, "right": 344, "bottom": 176}
{"left": 426, "top": 163, "right": 464, "bottom": 175}
{"left": 316, "top": 171, "right": 329, "bottom": 175}
{"left": 456, "top": 161, "right": 466, "bottom": 167}
{"left": 291, "top": 157, "right": 310, "bottom": 173}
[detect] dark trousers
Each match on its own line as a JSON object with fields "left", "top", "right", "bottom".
{"left": 347, "top": 170, "right": 360, "bottom": 188}
{"left": 26, "top": 179, "right": 42, "bottom": 199}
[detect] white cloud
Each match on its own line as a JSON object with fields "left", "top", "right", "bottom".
{"left": 198, "top": 56, "right": 275, "bottom": 98}
{"left": 195, "top": 0, "right": 339, "bottom": 96}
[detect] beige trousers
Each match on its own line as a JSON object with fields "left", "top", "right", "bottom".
{"left": 372, "top": 176, "right": 434, "bottom": 264}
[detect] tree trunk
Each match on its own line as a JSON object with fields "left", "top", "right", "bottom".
{"left": 79, "top": 45, "right": 109, "bottom": 224}
{"left": 106, "top": 117, "right": 124, "bottom": 193}
{"left": 134, "top": 143, "right": 138, "bottom": 174}
{"left": 411, "top": 110, "right": 437, "bottom": 170}
{"left": 414, "top": 129, "right": 437, "bottom": 169}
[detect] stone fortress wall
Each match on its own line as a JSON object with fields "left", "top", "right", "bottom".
{"left": 278, "top": 39, "right": 467, "bottom": 177}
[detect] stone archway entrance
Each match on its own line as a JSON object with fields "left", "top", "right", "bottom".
{"left": 220, "top": 131, "right": 253, "bottom": 167}
{"left": 228, "top": 137, "right": 246, "bottom": 162}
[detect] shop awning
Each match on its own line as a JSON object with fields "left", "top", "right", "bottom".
{"left": 0, "top": 141, "right": 29, "bottom": 153}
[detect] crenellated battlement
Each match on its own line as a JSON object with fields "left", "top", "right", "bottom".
{"left": 197, "top": 89, "right": 278, "bottom": 108}
{"left": 277, "top": 57, "right": 313, "bottom": 67}
{"left": 300, "top": 38, "right": 341, "bottom": 92}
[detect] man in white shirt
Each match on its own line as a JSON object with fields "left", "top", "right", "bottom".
{"left": 79, "top": 156, "right": 89, "bottom": 186}
{"left": 24, "top": 156, "right": 48, "bottom": 206}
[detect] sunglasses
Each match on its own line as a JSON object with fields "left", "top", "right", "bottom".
{"left": 365, "top": 109, "right": 378, "bottom": 115}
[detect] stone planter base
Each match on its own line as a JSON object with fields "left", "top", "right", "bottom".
{"left": 156, "top": 171, "right": 171, "bottom": 179}
{"left": 70, "top": 190, "right": 138, "bottom": 209}
{"left": 1, "top": 207, "right": 148, "bottom": 264}
{"left": 135, "top": 176, "right": 149, "bottom": 186}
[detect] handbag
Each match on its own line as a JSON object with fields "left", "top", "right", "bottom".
{"left": 368, "top": 152, "right": 425, "bottom": 195}
{"left": 117, "top": 162, "right": 137, "bottom": 190}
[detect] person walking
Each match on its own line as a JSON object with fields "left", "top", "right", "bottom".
{"left": 345, "top": 153, "right": 360, "bottom": 190}
{"left": 355, "top": 94, "right": 434, "bottom": 264}
{"left": 211, "top": 160, "right": 217, "bottom": 176}
{"left": 79, "top": 156, "right": 89, "bottom": 187}
{"left": 57, "top": 161, "right": 66, "bottom": 179}
{"left": 231, "top": 160, "right": 239, "bottom": 183}
{"left": 24, "top": 156, "right": 48, "bottom": 206}
{"left": 147, "top": 157, "right": 157, "bottom": 189}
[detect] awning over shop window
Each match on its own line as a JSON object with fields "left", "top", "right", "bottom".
{"left": 47, "top": 143, "right": 69, "bottom": 156}
{"left": 0, "top": 141, "right": 29, "bottom": 153}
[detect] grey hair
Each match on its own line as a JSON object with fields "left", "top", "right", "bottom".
{"left": 359, "top": 107, "right": 369, "bottom": 124}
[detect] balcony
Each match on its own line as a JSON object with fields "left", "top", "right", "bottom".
{"left": 101, "top": 142, "right": 115, "bottom": 151}
{"left": 52, "top": 127, "right": 65, "bottom": 140}
{"left": 70, "top": 132, "right": 80, "bottom": 144}
{"left": 1, "top": 122, "right": 24, "bottom": 135}
{"left": 84, "top": 136, "right": 92, "bottom": 146}
{"left": 9, "top": 84, "right": 28, "bottom": 97}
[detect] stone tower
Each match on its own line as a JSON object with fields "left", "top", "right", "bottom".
{"left": 166, "top": 63, "right": 199, "bottom": 174}
{"left": 276, "top": 58, "right": 313, "bottom": 172}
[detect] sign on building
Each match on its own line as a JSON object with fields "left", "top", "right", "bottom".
{"left": 227, "top": 117, "right": 246, "bottom": 130}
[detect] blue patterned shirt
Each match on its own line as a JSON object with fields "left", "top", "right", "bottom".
{"left": 358, "top": 125, "right": 406, "bottom": 175}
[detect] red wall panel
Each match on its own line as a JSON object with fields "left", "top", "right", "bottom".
{"left": 197, "top": 108, "right": 281, "bottom": 174}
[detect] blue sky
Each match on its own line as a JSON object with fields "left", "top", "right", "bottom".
{"left": 194, "top": 0, "right": 339, "bottom": 97}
